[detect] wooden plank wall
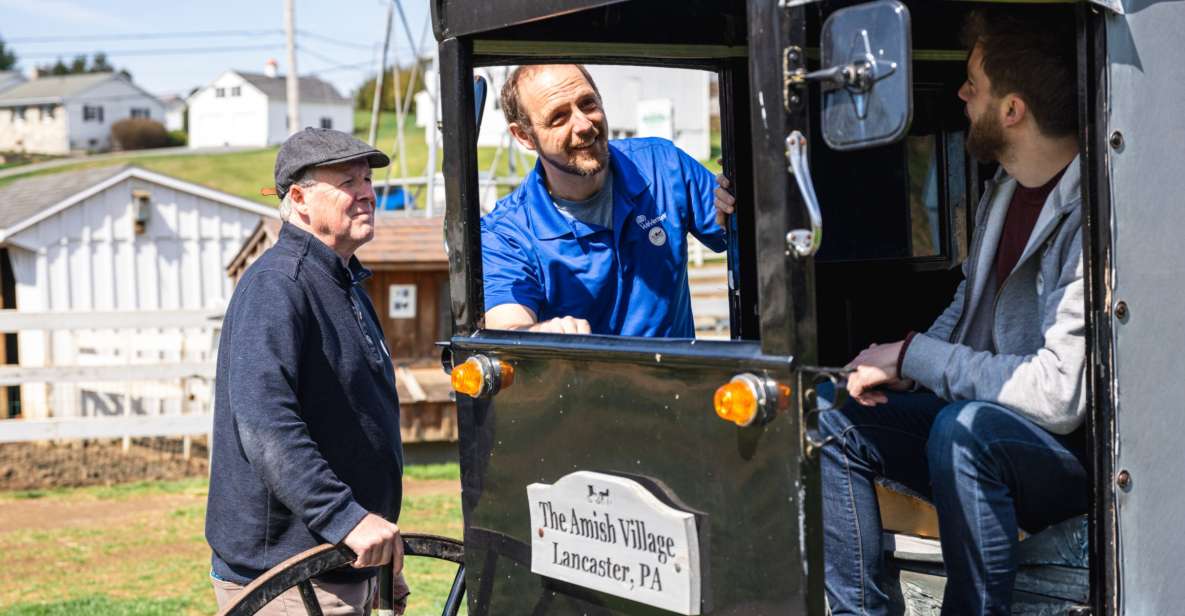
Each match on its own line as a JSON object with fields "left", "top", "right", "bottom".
{"left": 365, "top": 270, "right": 450, "bottom": 362}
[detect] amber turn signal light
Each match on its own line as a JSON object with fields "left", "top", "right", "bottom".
{"left": 450, "top": 355, "right": 513, "bottom": 398}
{"left": 714, "top": 380, "right": 758, "bottom": 426}
{"left": 451, "top": 358, "right": 486, "bottom": 397}
{"left": 714, "top": 373, "right": 787, "bottom": 427}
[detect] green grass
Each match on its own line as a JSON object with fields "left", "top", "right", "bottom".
{"left": 0, "top": 110, "right": 717, "bottom": 210}
{"left": 403, "top": 462, "right": 460, "bottom": 481}
{"left": 1, "top": 596, "right": 196, "bottom": 616}
{"left": 0, "top": 466, "right": 464, "bottom": 616}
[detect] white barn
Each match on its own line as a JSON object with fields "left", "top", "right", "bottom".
{"left": 0, "top": 73, "right": 165, "bottom": 154}
{"left": 187, "top": 65, "right": 354, "bottom": 148}
{"left": 0, "top": 165, "right": 275, "bottom": 420}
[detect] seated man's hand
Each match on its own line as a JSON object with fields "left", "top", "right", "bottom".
{"left": 844, "top": 341, "right": 908, "bottom": 407}
{"left": 714, "top": 172, "right": 736, "bottom": 227}
{"left": 531, "top": 316, "right": 591, "bottom": 335}
{"left": 343, "top": 513, "right": 404, "bottom": 571}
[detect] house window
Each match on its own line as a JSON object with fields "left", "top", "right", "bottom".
{"left": 320, "top": 117, "right": 332, "bottom": 129}
{"left": 230, "top": 86, "right": 241, "bottom": 97}
{"left": 215, "top": 87, "right": 226, "bottom": 98}
{"left": 83, "top": 105, "right": 104, "bottom": 122}
{"left": 130, "top": 108, "right": 151, "bottom": 119}
{"left": 40, "top": 105, "right": 56, "bottom": 121}
{"left": 13, "top": 107, "right": 25, "bottom": 121}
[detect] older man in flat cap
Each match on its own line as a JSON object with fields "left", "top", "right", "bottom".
{"left": 206, "top": 128, "right": 407, "bottom": 615}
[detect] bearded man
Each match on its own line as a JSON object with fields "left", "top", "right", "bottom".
{"left": 480, "top": 64, "right": 726, "bottom": 336}
{"left": 725, "top": 9, "right": 1085, "bottom": 615}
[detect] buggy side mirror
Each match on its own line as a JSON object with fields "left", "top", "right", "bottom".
{"left": 820, "top": 0, "right": 912, "bottom": 150}
{"left": 802, "top": 0, "right": 914, "bottom": 151}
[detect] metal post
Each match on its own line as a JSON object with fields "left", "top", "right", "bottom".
{"left": 283, "top": 0, "right": 300, "bottom": 136}
{"left": 368, "top": 1, "right": 394, "bottom": 146}
{"left": 425, "top": 51, "right": 439, "bottom": 217}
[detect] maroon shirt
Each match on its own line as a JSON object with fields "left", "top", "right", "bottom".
{"left": 995, "top": 167, "right": 1066, "bottom": 290}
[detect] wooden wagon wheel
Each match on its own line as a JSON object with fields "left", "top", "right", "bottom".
{"left": 215, "top": 533, "right": 465, "bottom": 616}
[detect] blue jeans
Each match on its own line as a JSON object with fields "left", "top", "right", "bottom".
{"left": 817, "top": 389, "right": 1088, "bottom": 615}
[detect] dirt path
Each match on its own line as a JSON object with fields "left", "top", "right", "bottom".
{"left": 0, "top": 493, "right": 202, "bottom": 533}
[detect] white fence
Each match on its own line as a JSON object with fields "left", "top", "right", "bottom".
{"left": 0, "top": 309, "right": 220, "bottom": 449}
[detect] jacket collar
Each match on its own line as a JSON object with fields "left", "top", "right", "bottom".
{"left": 966, "top": 156, "right": 1082, "bottom": 310}
{"left": 278, "top": 222, "right": 372, "bottom": 288}
{"left": 524, "top": 141, "right": 652, "bottom": 241}
{"left": 1016, "top": 154, "right": 1082, "bottom": 263}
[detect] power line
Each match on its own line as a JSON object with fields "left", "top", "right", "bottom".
{"left": 300, "top": 46, "right": 349, "bottom": 69}
{"left": 19, "top": 45, "right": 285, "bottom": 60}
{"left": 307, "top": 61, "right": 374, "bottom": 76}
{"left": 7, "top": 29, "right": 284, "bottom": 44}
{"left": 297, "top": 30, "right": 374, "bottom": 52}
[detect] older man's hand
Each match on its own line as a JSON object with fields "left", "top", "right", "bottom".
{"left": 343, "top": 513, "right": 404, "bottom": 571}
{"left": 844, "top": 341, "right": 912, "bottom": 406}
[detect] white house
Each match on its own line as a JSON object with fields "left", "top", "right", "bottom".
{"left": 0, "top": 165, "right": 275, "bottom": 419}
{"left": 416, "top": 64, "right": 712, "bottom": 160}
{"left": 161, "top": 95, "right": 186, "bottom": 132}
{"left": 187, "top": 63, "right": 354, "bottom": 148}
{"left": 0, "top": 72, "right": 165, "bottom": 154}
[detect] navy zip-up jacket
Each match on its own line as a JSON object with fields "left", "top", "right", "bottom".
{"left": 206, "top": 222, "right": 403, "bottom": 585}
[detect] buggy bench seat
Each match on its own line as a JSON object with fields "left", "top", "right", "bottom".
{"left": 875, "top": 479, "right": 1090, "bottom": 607}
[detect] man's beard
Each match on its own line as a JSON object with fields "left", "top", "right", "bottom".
{"left": 966, "top": 102, "right": 1006, "bottom": 162}
{"left": 532, "top": 133, "right": 609, "bottom": 177}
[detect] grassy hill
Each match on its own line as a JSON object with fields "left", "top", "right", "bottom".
{"left": 0, "top": 111, "right": 527, "bottom": 206}
{"left": 0, "top": 110, "right": 721, "bottom": 205}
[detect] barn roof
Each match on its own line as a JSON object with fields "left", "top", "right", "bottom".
{"left": 236, "top": 72, "right": 350, "bottom": 105}
{"left": 358, "top": 215, "right": 448, "bottom": 267}
{"left": 0, "top": 165, "right": 132, "bottom": 230}
{"left": 0, "top": 165, "right": 277, "bottom": 245}
{"left": 228, "top": 215, "right": 447, "bottom": 277}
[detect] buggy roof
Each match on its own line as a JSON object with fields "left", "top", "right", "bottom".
{"left": 432, "top": 0, "right": 1123, "bottom": 45}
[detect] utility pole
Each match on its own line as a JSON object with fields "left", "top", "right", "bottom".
{"left": 283, "top": 0, "right": 300, "bottom": 136}
{"left": 367, "top": 0, "right": 394, "bottom": 146}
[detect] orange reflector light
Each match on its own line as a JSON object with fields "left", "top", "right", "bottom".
{"left": 714, "top": 380, "right": 759, "bottom": 427}
{"left": 451, "top": 358, "right": 486, "bottom": 397}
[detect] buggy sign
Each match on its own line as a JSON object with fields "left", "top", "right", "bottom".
{"left": 527, "top": 471, "right": 702, "bottom": 614}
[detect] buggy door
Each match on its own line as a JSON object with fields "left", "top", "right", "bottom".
{"left": 434, "top": 2, "right": 824, "bottom": 614}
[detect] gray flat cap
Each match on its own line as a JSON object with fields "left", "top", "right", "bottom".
{"left": 271, "top": 128, "right": 390, "bottom": 198}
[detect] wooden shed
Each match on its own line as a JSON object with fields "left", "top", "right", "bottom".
{"left": 227, "top": 215, "right": 456, "bottom": 445}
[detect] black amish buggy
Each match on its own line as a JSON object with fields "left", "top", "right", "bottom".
{"left": 216, "top": 0, "right": 1185, "bottom": 614}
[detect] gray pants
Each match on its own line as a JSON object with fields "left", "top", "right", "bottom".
{"left": 212, "top": 575, "right": 377, "bottom": 615}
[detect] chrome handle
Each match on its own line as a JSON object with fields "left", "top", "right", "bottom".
{"left": 784, "top": 130, "right": 823, "bottom": 259}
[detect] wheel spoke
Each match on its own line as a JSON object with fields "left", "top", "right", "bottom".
{"left": 296, "top": 579, "right": 324, "bottom": 616}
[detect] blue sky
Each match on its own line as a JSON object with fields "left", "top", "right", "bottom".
{"left": 0, "top": 0, "right": 433, "bottom": 99}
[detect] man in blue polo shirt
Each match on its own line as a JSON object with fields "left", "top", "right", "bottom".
{"left": 481, "top": 64, "right": 726, "bottom": 337}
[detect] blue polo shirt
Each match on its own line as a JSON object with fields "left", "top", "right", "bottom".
{"left": 481, "top": 137, "right": 726, "bottom": 337}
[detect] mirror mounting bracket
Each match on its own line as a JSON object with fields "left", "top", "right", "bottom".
{"left": 783, "top": 39, "right": 898, "bottom": 118}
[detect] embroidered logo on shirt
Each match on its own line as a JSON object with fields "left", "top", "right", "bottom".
{"left": 636, "top": 213, "right": 668, "bottom": 246}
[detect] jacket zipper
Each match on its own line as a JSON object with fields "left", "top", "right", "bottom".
{"left": 989, "top": 213, "right": 1069, "bottom": 352}
{"left": 950, "top": 179, "right": 996, "bottom": 343}
{"left": 349, "top": 284, "right": 385, "bottom": 365}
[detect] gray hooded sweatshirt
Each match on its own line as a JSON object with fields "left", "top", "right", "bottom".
{"left": 901, "top": 157, "right": 1086, "bottom": 435}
